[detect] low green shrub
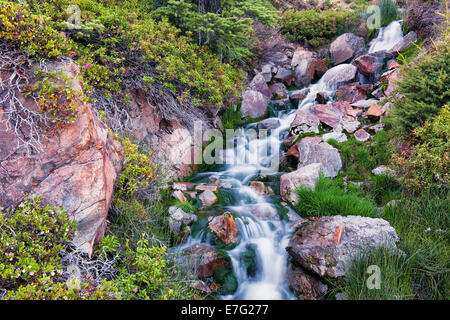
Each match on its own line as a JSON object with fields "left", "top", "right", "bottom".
{"left": 336, "top": 130, "right": 393, "bottom": 181}
{"left": 280, "top": 8, "right": 358, "bottom": 47}
{"left": 114, "top": 235, "right": 195, "bottom": 299}
{"left": 391, "top": 17, "right": 450, "bottom": 136}
{"left": 334, "top": 191, "right": 449, "bottom": 300}
{"left": 0, "top": 196, "right": 119, "bottom": 299}
{"left": 293, "top": 175, "right": 378, "bottom": 218}
{"left": 393, "top": 105, "right": 450, "bottom": 193}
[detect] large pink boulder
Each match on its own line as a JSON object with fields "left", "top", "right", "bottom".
{"left": 241, "top": 90, "right": 269, "bottom": 119}
{"left": 0, "top": 60, "right": 123, "bottom": 256}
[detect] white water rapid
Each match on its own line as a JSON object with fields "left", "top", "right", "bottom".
{"left": 179, "top": 21, "right": 404, "bottom": 300}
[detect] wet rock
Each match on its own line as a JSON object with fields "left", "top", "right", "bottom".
{"left": 310, "top": 104, "right": 344, "bottom": 130}
{"left": 172, "top": 190, "right": 187, "bottom": 203}
{"left": 289, "top": 88, "right": 310, "bottom": 102}
{"left": 289, "top": 108, "right": 320, "bottom": 135}
{"left": 321, "top": 64, "right": 358, "bottom": 89}
{"left": 354, "top": 128, "right": 370, "bottom": 142}
{"left": 168, "top": 206, "right": 197, "bottom": 240}
{"left": 296, "top": 139, "right": 342, "bottom": 178}
{"left": 256, "top": 118, "right": 281, "bottom": 131}
{"left": 315, "top": 92, "right": 327, "bottom": 104}
{"left": 270, "top": 82, "right": 288, "bottom": 99}
{"left": 352, "top": 51, "right": 394, "bottom": 79}
{"left": 351, "top": 98, "right": 380, "bottom": 109}
{"left": 280, "top": 163, "right": 323, "bottom": 204}
{"left": 173, "top": 182, "right": 195, "bottom": 191}
{"left": 341, "top": 116, "right": 361, "bottom": 133}
{"left": 261, "top": 63, "right": 274, "bottom": 82}
{"left": 249, "top": 181, "right": 265, "bottom": 195}
{"left": 294, "top": 58, "right": 315, "bottom": 88}
{"left": 291, "top": 48, "right": 314, "bottom": 68}
{"left": 366, "top": 104, "right": 385, "bottom": 119}
{"left": 329, "top": 33, "right": 365, "bottom": 65}
{"left": 389, "top": 31, "right": 417, "bottom": 56}
{"left": 249, "top": 73, "right": 272, "bottom": 98}
{"left": 208, "top": 177, "right": 233, "bottom": 189}
{"left": 241, "top": 90, "right": 269, "bottom": 119}
{"left": 322, "top": 131, "right": 348, "bottom": 143}
{"left": 286, "top": 263, "right": 328, "bottom": 300}
{"left": 196, "top": 185, "right": 219, "bottom": 192}
{"left": 274, "top": 68, "right": 295, "bottom": 86}
{"left": 249, "top": 203, "right": 278, "bottom": 220}
{"left": 185, "top": 244, "right": 228, "bottom": 277}
{"left": 208, "top": 213, "right": 238, "bottom": 245}
{"left": 286, "top": 215, "right": 400, "bottom": 278}
{"left": 199, "top": 190, "right": 218, "bottom": 207}
{"left": 336, "top": 83, "right": 373, "bottom": 103}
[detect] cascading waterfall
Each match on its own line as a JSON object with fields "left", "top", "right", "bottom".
{"left": 180, "top": 21, "right": 404, "bottom": 300}
{"left": 368, "top": 20, "right": 404, "bottom": 53}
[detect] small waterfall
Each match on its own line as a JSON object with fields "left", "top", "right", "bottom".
{"left": 368, "top": 20, "right": 404, "bottom": 53}
{"left": 180, "top": 21, "right": 405, "bottom": 299}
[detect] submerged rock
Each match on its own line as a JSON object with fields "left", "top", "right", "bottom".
{"left": 286, "top": 215, "right": 400, "bottom": 278}
{"left": 208, "top": 213, "right": 238, "bottom": 245}
{"left": 185, "top": 244, "right": 229, "bottom": 277}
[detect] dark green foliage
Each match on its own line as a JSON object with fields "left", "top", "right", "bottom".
{"left": 153, "top": 0, "right": 278, "bottom": 60}
{"left": 0, "top": 196, "right": 119, "bottom": 299}
{"left": 280, "top": 8, "right": 358, "bottom": 47}
{"left": 293, "top": 175, "right": 378, "bottom": 218}
{"left": 391, "top": 23, "right": 450, "bottom": 135}
{"left": 213, "top": 266, "right": 238, "bottom": 295}
{"left": 335, "top": 192, "right": 449, "bottom": 300}
{"left": 336, "top": 130, "right": 393, "bottom": 181}
{"left": 239, "top": 244, "right": 258, "bottom": 277}
{"left": 393, "top": 105, "right": 449, "bottom": 193}
{"left": 370, "top": 174, "right": 402, "bottom": 206}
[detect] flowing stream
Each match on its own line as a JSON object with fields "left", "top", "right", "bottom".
{"left": 179, "top": 21, "right": 404, "bottom": 300}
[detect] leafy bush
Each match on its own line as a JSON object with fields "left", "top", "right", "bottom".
{"left": 393, "top": 105, "right": 450, "bottom": 193}
{"left": 293, "top": 175, "right": 378, "bottom": 218}
{"left": 114, "top": 235, "right": 196, "bottom": 299}
{"left": 391, "top": 18, "right": 450, "bottom": 135}
{"left": 153, "top": 0, "right": 278, "bottom": 61}
{"left": 280, "top": 8, "right": 358, "bottom": 47}
{"left": 0, "top": 1, "right": 70, "bottom": 58}
{"left": 0, "top": 196, "right": 119, "bottom": 299}
{"left": 335, "top": 130, "right": 393, "bottom": 181}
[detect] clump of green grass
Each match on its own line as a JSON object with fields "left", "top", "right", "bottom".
{"left": 335, "top": 130, "right": 393, "bottom": 181}
{"left": 333, "top": 191, "right": 449, "bottom": 300}
{"left": 293, "top": 175, "right": 378, "bottom": 218}
{"left": 332, "top": 246, "right": 416, "bottom": 300}
{"left": 379, "top": 0, "right": 400, "bottom": 27}
{"left": 370, "top": 173, "right": 402, "bottom": 205}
